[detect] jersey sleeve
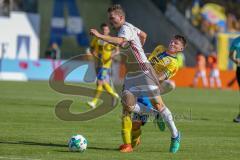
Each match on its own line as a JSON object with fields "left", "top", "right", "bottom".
{"left": 118, "top": 25, "right": 133, "bottom": 41}
{"left": 148, "top": 45, "right": 165, "bottom": 59}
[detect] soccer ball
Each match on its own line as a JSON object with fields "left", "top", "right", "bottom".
{"left": 68, "top": 134, "right": 88, "bottom": 152}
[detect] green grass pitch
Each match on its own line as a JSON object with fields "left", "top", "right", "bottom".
{"left": 0, "top": 81, "right": 239, "bottom": 160}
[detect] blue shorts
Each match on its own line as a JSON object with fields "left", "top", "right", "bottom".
{"left": 97, "top": 68, "right": 109, "bottom": 80}
{"left": 132, "top": 96, "right": 153, "bottom": 126}
{"left": 137, "top": 96, "right": 153, "bottom": 110}
{"left": 132, "top": 113, "right": 149, "bottom": 125}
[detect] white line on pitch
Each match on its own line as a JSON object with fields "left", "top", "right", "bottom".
{"left": 0, "top": 156, "right": 41, "bottom": 160}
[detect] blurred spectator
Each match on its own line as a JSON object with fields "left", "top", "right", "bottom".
{"left": 207, "top": 52, "right": 222, "bottom": 88}
{"left": 190, "top": 0, "right": 202, "bottom": 27}
{"left": 45, "top": 43, "right": 61, "bottom": 60}
{"left": 180, "top": 1, "right": 240, "bottom": 42}
{"left": 192, "top": 52, "right": 208, "bottom": 88}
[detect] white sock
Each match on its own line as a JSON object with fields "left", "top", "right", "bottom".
{"left": 160, "top": 106, "right": 178, "bottom": 138}
{"left": 216, "top": 77, "right": 222, "bottom": 88}
{"left": 193, "top": 77, "right": 198, "bottom": 86}
{"left": 132, "top": 103, "right": 156, "bottom": 114}
{"left": 132, "top": 103, "right": 141, "bottom": 113}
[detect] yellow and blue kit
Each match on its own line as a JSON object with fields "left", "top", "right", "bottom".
{"left": 148, "top": 45, "right": 179, "bottom": 79}
{"left": 90, "top": 37, "right": 117, "bottom": 80}
{"left": 134, "top": 45, "right": 180, "bottom": 124}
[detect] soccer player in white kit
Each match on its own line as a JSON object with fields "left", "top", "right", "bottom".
{"left": 90, "top": 4, "right": 180, "bottom": 153}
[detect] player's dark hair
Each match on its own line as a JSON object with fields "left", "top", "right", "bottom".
{"left": 174, "top": 35, "right": 187, "bottom": 48}
{"left": 107, "top": 4, "right": 125, "bottom": 17}
{"left": 100, "top": 23, "right": 109, "bottom": 29}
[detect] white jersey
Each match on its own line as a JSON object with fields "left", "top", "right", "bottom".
{"left": 118, "top": 22, "right": 161, "bottom": 98}
{"left": 118, "top": 22, "right": 149, "bottom": 72}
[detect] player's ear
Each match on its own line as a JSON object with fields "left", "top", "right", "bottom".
{"left": 120, "top": 15, "right": 123, "bottom": 21}
{"left": 120, "top": 15, "right": 125, "bottom": 21}
{"left": 180, "top": 44, "right": 185, "bottom": 51}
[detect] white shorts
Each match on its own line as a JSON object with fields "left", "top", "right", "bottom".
{"left": 210, "top": 69, "right": 219, "bottom": 78}
{"left": 123, "top": 71, "right": 160, "bottom": 98}
{"left": 195, "top": 70, "right": 206, "bottom": 77}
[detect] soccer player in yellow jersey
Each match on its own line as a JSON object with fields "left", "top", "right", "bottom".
{"left": 148, "top": 42, "right": 179, "bottom": 81}
{"left": 87, "top": 23, "right": 119, "bottom": 108}
{"left": 119, "top": 35, "right": 187, "bottom": 153}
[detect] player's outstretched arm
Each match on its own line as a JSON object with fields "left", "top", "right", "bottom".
{"left": 90, "top": 29, "right": 125, "bottom": 46}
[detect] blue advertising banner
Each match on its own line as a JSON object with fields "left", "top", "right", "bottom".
{"left": 50, "top": 0, "right": 89, "bottom": 46}
{"left": 0, "top": 59, "right": 94, "bottom": 82}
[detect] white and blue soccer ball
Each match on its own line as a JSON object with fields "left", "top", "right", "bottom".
{"left": 68, "top": 134, "right": 88, "bottom": 152}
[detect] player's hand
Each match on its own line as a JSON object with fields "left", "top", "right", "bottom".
{"left": 90, "top": 29, "right": 101, "bottom": 38}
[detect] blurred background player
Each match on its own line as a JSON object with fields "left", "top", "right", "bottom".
{"left": 87, "top": 23, "right": 119, "bottom": 108}
{"left": 192, "top": 52, "right": 208, "bottom": 88}
{"left": 45, "top": 42, "right": 61, "bottom": 60}
{"left": 45, "top": 42, "right": 62, "bottom": 71}
{"left": 207, "top": 52, "right": 222, "bottom": 88}
{"left": 229, "top": 36, "right": 240, "bottom": 123}
{"left": 127, "top": 35, "right": 187, "bottom": 153}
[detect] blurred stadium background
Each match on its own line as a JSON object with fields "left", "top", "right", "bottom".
{"left": 0, "top": 0, "right": 240, "bottom": 88}
{"left": 0, "top": 0, "right": 240, "bottom": 160}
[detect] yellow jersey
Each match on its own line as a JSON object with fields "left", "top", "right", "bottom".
{"left": 148, "top": 45, "right": 179, "bottom": 79}
{"left": 90, "top": 37, "right": 116, "bottom": 69}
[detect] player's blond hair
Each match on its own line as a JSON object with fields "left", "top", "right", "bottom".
{"left": 107, "top": 4, "right": 125, "bottom": 17}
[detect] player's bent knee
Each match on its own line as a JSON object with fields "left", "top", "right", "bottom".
{"left": 160, "top": 80, "right": 176, "bottom": 95}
